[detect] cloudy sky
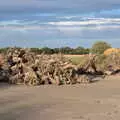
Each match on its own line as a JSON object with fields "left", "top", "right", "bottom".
{"left": 0, "top": 0, "right": 120, "bottom": 48}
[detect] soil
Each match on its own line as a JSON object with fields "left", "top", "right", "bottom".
{"left": 0, "top": 76, "right": 120, "bottom": 120}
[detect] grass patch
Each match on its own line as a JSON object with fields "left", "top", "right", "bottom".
{"left": 64, "top": 55, "right": 89, "bottom": 66}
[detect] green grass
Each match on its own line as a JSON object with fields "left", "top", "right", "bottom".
{"left": 65, "top": 55, "right": 89, "bottom": 65}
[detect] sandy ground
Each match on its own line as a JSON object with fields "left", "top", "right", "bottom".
{"left": 0, "top": 76, "right": 120, "bottom": 120}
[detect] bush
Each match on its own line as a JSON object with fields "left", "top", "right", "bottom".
{"left": 91, "top": 41, "right": 111, "bottom": 54}
{"left": 95, "top": 54, "right": 107, "bottom": 70}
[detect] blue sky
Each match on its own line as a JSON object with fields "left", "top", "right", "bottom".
{"left": 0, "top": 0, "right": 120, "bottom": 48}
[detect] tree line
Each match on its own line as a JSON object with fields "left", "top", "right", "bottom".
{"left": 0, "top": 41, "right": 112, "bottom": 55}
{"left": 31, "top": 47, "right": 90, "bottom": 54}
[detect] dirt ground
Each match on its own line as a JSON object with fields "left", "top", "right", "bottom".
{"left": 0, "top": 76, "right": 120, "bottom": 120}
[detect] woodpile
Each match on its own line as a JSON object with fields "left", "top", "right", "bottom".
{"left": 104, "top": 52, "right": 120, "bottom": 75}
{"left": 0, "top": 47, "right": 105, "bottom": 85}
{"left": 96, "top": 52, "right": 120, "bottom": 76}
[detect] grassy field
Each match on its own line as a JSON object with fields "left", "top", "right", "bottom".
{"left": 64, "top": 54, "right": 89, "bottom": 65}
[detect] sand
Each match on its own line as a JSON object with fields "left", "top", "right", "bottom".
{"left": 0, "top": 76, "right": 120, "bottom": 120}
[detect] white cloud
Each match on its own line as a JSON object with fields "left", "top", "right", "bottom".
{"left": 0, "top": 18, "right": 120, "bottom": 29}
{"left": 48, "top": 18, "right": 120, "bottom": 26}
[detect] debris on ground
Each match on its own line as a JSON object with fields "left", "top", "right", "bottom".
{"left": 0, "top": 47, "right": 109, "bottom": 85}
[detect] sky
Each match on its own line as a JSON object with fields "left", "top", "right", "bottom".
{"left": 0, "top": 0, "right": 120, "bottom": 48}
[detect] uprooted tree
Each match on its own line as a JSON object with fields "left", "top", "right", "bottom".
{"left": 0, "top": 47, "right": 120, "bottom": 86}
{"left": 0, "top": 47, "right": 107, "bottom": 86}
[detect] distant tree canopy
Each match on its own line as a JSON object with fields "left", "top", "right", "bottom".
{"left": 72, "top": 47, "right": 89, "bottom": 55}
{"left": 30, "top": 47, "right": 90, "bottom": 55}
{"left": 91, "top": 41, "right": 111, "bottom": 54}
{"left": 0, "top": 47, "right": 9, "bottom": 54}
{"left": 0, "top": 41, "right": 113, "bottom": 55}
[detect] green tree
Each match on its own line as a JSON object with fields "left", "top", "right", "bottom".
{"left": 91, "top": 41, "right": 111, "bottom": 54}
{"left": 59, "top": 47, "right": 73, "bottom": 54}
{"left": 31, "top": 48, "right": 42, "bottom": 54}
{"left": 74, "top": 47, "right": 85, "bottom": 54}
{"left": 0, "top": 47, "right": 9, "bottom": 54}
{"left": 53, "top": 48, "right": 59, "bottom": 54}
{"left": 71, "top": 47, "right": 89, "bottom": 55}
{"left": 41, "top": 47, "right": 54, "bottom": 54}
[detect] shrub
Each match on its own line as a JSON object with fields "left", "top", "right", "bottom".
{"left": 91, "top": 41, "right": 111, "bottom": 54}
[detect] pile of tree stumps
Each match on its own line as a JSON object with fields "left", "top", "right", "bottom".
{"left": 0, "top": 47, "right": 108, "bottom": 85}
